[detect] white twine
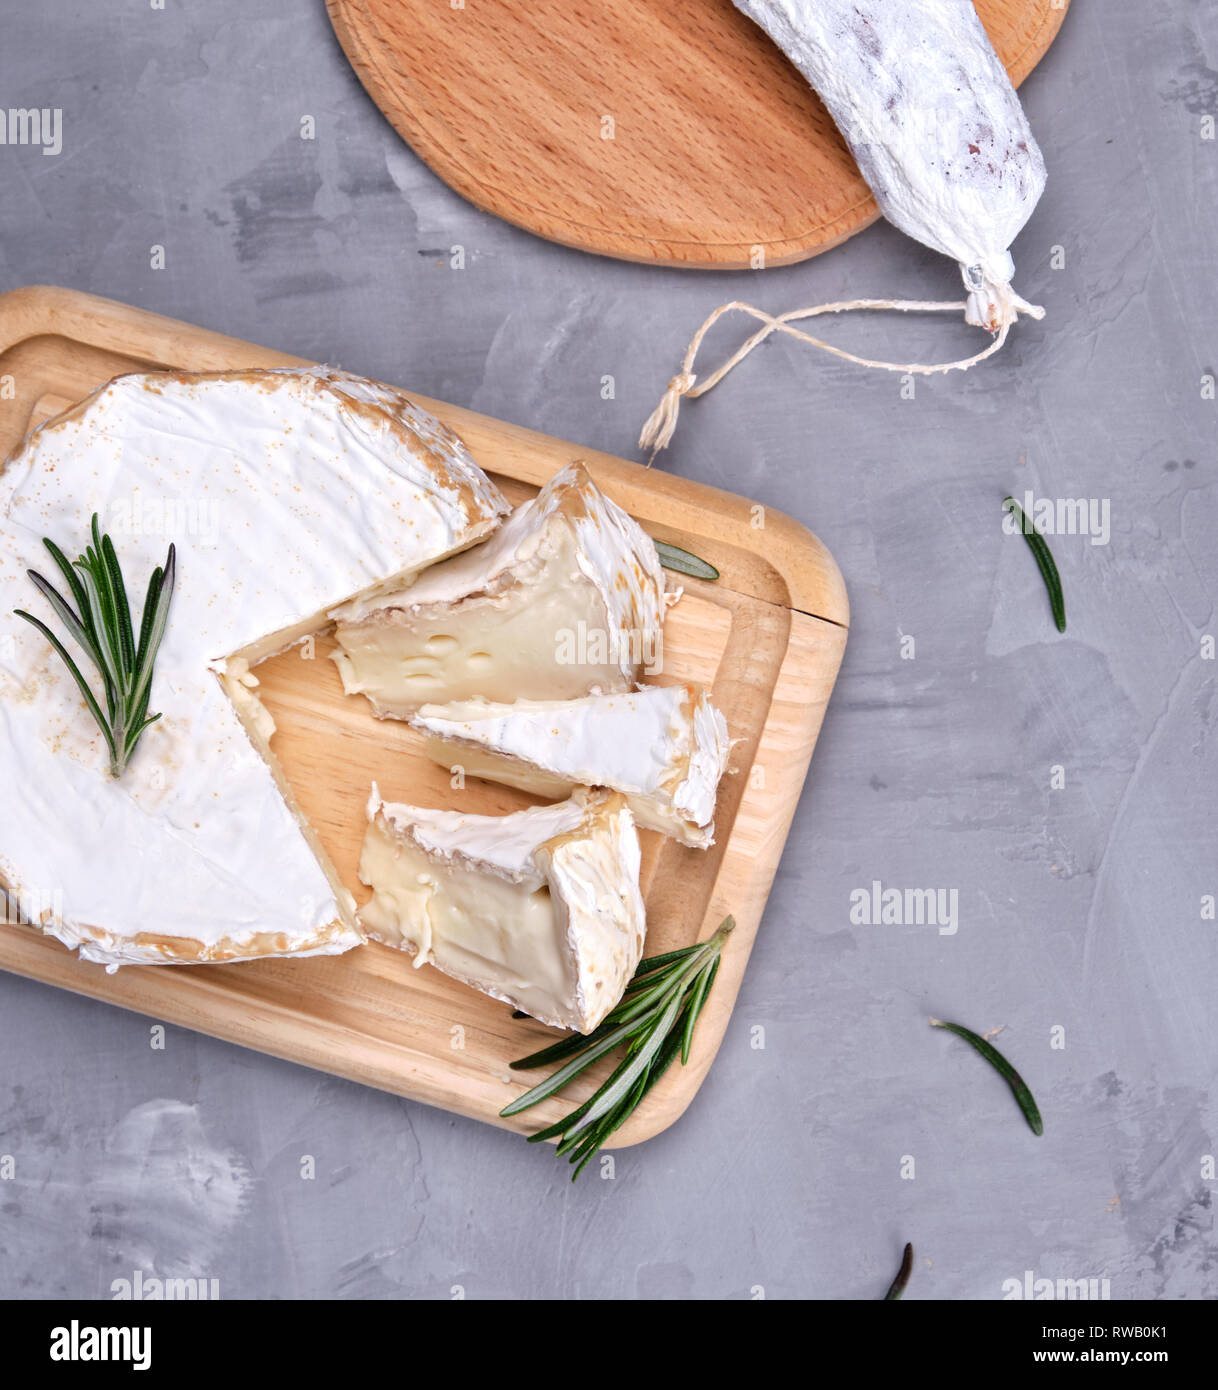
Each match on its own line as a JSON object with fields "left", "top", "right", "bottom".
{"left": 638, "top": 287, "right": 1045, "bottom": 461}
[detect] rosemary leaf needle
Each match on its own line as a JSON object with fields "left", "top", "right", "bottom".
{"left": 653, "top": 540, "right": 719, "bottom": 582}
{"left": 630, "top": 943, "right": 705, "bottom": 976}
{"left": 100, "top": 530, "right": 135, "bottom": 671}
{"left": 74, "top": 561, "right": 125, "bottom": 699}
{"left": 1003, "top": 496, "right": 1066, "bottom": 633}
{"left": 930, "top": 1017, "right": 1044, "bottom": 1136}
{"left": 25, "top": 571, "right": 105, "bottom": 677}
{"left": 509, "top": 1029, "right": 610, "bottom": 1073}
{"left": 681, "top": 956, "right": 719, "bottom": 1064}
{"left": 884, "top": 1243, "right": 914, "bottom": 1300}
{"left": 630, "top": 1008, "right": 691, "bottom": 1108}
{"left": 500, "top": 1012, "right": 651, "bottom": 1114}
{"left": 12, "top": 610, "right": 118, "bottom": 765}
{"left": 42, "top": 537, "right": 93, "bottom": 640}
{"left": 125, "top": 545, "right": 175, "bottom": 726}
{"left": 134, "top": 564, "right": 165, "bottom": 670}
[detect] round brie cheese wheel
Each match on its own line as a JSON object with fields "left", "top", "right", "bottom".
{"left": 0, "top": 366, "right": 509, "bottom": 968}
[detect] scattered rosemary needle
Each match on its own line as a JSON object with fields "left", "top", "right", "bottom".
{"left": 501, "top": 916, "right": 734, "bottom": 1179}
{"left": 653, "top": 540, "right": 719, "bottom": 582}
{"left": 13, "top": 514, "right": 176, "bottom": 779}
{"left": 930, "top": 1017, "right": 1044, "bottom": 1136}
{"left": 884, "top": 1242, "right": 914, "bottom": 1300}
{"left": 1003, "top": 495, "right": 1066, "bottom": 632}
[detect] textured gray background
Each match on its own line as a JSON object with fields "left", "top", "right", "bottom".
{"left": 1, "top": 0, "right": 1215, "bottom": 1300}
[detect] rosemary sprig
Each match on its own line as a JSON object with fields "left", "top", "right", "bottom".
{"left": 13, "top": 514, "right": 176, "bottom": 778}
{"left": 884, "top": 1242, "right": 914, "bottom": 1300}
{"left": 501, "top": 917, "right": 734, "bottom": 1179}
{"left": 653, "top": 540, "right": 719, "bottom": 582}
{"left": 1003, "top": 496, "right": 1066, "bottom": 632}
{"left": 930, "top": 1018, "right": 1044, "bottom": 1136}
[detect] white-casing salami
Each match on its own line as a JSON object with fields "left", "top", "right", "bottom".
{"left": 733, "top": 0, "right": 1046, "bottom": 330}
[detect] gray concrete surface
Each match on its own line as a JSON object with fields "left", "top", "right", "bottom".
{"left": 0, "top": 0, "right": 1215, "bottom": 1300}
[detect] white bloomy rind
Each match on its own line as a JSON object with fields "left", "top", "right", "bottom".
{"left": 733, "top": 0, "right": 1046, "bottom": 327}
{"left": 411, "top": 683, "right": 730, "bottom": 848}
{"left": 359, "top": 786, "right": 646, "bottom": 1033}
{"left": 0, "top": 367, "right": 509, "bottom": 968}
{"left": 331, "top": 461, "right": 669, "bottom": 715}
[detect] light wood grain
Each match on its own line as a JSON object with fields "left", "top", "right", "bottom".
{"left": 326, "top": 0, "right": 1069, "bottom": 268}
{"left": 0, "top": 287, "right": 847, "bottom": 1147}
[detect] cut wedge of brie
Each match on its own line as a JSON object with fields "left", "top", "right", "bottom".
{"left": 359, "top": 787, "right": 646, "bottom": 1032}
{"left": 330, "top": 462, "right": 667, "bottom": 717}
{"left": 411, "top": 683, "right": 731, "bottom": 848}
{"left": 0, "top": 367, "right": 509, "bottom": 968}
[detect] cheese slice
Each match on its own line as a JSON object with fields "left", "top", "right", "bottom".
{"left": 359, "top": 787, "right": 645, "bottom": 1032}
{"left": 0, "top": 367, "right": 509, "bottom": 968}
{"left": 411, "top": 683, "right": 730, "bottom": 848}
{"left": 330, "top": 462, "right": 668, "bottom": 717}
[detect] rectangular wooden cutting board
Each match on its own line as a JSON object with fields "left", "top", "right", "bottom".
{"left": 0, "top": 286, "right": 847, "bottom": 1147}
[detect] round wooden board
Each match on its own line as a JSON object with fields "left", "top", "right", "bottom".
{"left": 326, "top": 0, "right": 1069, "bottom": 269}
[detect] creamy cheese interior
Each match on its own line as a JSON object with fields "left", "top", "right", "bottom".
{"left": 331, "top": 462, "right": 667, "bottom": 720}
{"left": 333, "top": 524, "right": 633, "bottom": 715}
{"left": 425, "top": 734, "right": 701, "bottom": 841}
{"left": 360, "top": 817, "right": 577, "bottom": 1026}
{"left": 423, "top": 737, "right": 577, "bottom": 803}
{"left": 358, "top": 788, "right": 646, "bottom": 1032}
